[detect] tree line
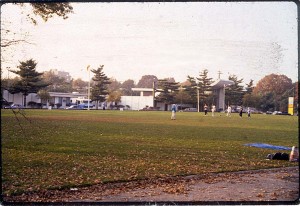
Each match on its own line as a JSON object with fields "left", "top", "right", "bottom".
{"left": 1, "top": 59, "right": 298, "bottom": 113}
{"left": 1, "top": 4, "right": 298, "bottom": 112}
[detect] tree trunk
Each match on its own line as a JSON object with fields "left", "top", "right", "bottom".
{"left": 96, "top": 100, "right": 99, "bottom": 110}
{"left": 23, "top": 95, "right": 27, "bottom": 107}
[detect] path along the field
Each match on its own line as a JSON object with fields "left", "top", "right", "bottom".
{"left": 4, "top": 166, "right": 299, "bottom": 203}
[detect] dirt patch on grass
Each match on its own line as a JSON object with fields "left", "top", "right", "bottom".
{"left": 3, "top": 166, "right": 299, "bottom": 203}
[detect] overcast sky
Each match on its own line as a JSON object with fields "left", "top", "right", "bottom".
{"left": 1, "top": 2, "right": 298, "bottom": 85}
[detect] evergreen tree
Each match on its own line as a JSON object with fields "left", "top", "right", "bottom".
{"left": 259, "top": 92, "right": 275, "bottom": 112}
{"left": 242, "top": 79, "right": 257, "bottom": 108}
{"left": 225, "top": 74, "right": 245, "bottom": 106}
{"left": 183, "top": 70, "right": 213, "bottom": 110}
{"left": 183, "top": 75, "right": 198, "bottom": 107}
{"left": 196, "top": 69, "right": 213, "bottom": 111}
{"left": 9, "top": 59, "right": 49, "bottom": 107}
{"left": 156, "top": 79, "right": 179, "bottom": 111}
{"left": 245, "top": 79, "right": 254, "bottom": 94}
{"left": 90, "top": 65, "right": 111, "bottom": 110}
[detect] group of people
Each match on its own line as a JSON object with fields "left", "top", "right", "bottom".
{"left": 226, "top": 105, "right": 251, "bottom": 118}
{"left": 170, "top": 104, "right": 251, "bottom": 120}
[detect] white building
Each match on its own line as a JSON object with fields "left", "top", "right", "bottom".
{"left": 2, "top": 79, "right": 234, "bottom": 110}
{"left": 2, "top": 90, "right": 87, "bottom": 109}
{"left": 120, "top": 88, "right": 153, "bottom": 110}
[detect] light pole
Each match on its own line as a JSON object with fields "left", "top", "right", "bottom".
{"left": 87, "top": 65, "right": 91, "bottom": 110}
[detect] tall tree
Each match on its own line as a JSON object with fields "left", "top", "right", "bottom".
{"left": 245, "top": 79, "right": 254, "bottom": 94}
{"left": 174, "top": 84, "right": 194, "bottom": 108}
{"left": 253, "top": 74, "right": 293, "bottom": 96}
{"left": 196, "top": 69, "right": 213, "bottom": 110}
{"left": 242, "top": 93, "right": 260, "bottom": 108}
{"left": 72, "top": 78, "right": 88, "bottom": 93}
{"left": 225, "top": 74, "right": 244, "bottom": 106}
{"left": 137, "top": 75, "right": 158, "bottom": 88}
{"left": 9, "top": 59, "right": 49, "bottom": 107}
{"left": 42, "top": 70, "right": 72, "bottom": 92}
{"left": 107, "top": 78, "right": 122, "bottom": 92}
{"left": 259, "top": 92, "right": 276, "bottom": 112}
{"left": 155, "top": 79, "right": 179, "bottom": 111}
{"left": 22, "top": 3, "right": 73, "bottom": 25}
{"left": 183, "top": 75, "right": 198, "bottom": 107}
{"left": 6, "top": 77, "right": 21, "bottom": 101}
{"left": 121, "top": 79, "right": 136, "bottom": 96}
{"left": 253, "top": 74, "right": 293, "bottom": 111}
{"left": 242, "top": 79, "right": 257, "bottom": 108}
{"left": 90, "top": 65, "right": 111, "bottom": 110}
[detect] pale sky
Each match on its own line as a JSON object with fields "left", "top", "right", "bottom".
{"left": 1, "top": 2, "right": 298, "bottom": 85}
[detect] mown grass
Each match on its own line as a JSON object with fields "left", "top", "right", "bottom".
{"left": 1, "top": 109, "right": 298, "bottom": 196}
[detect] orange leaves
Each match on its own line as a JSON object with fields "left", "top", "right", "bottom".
{"left": 162, "top": 182, "right": 188, "bottom": 194}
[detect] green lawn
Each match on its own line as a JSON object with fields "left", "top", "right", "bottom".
{"left": 1, "top": 109, "right": 298, "bottom": 196}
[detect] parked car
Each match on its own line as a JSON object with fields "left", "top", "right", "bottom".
{"left": 275, "top": 111, "right": 291, "bottom": 115}
{"left": 66, "top": 105, "right": 84, "bottom": 110}
{"left": 280, "top": 112, "right": 291, "bottom": 115}
{"left": 272, "top": 111, "right": 282, "bottom": 115}
{"left": 4, "top": 104, "right": 23, "bottom": 109}
{"left": 139, "top": 106, "right": 160, "bottom": 111}
{"left": 183, "top": 108, "right": 197, "bottom": 112}
{"left": 271, "top": 111, "right": 291, "bottom": 115}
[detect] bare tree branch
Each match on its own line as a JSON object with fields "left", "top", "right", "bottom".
{"left": 1, "top": 39, "right": 34, "bottom": 48}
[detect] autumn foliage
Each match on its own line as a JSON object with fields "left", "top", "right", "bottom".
{"left": 253, "top": 73, "right": 293, "bottom": 96}
{"left": 2, "top": 110, "right": 298, "bottom": 198}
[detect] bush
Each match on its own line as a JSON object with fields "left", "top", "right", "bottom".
{"left": 27, "top": 101, "right": 37, "bottom": 108}
{"left": 55, "top": 103, "right": 62, "bottom": 108}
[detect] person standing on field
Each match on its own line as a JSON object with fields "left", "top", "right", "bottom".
{"left": 204, "top": 104, "right": 208, "bottom": 116}
{"left": 247, "top": 107, "right": 251, "bottom": 118}
{"left": 227, "top": 105, "right": 232, "bottom": 117}
{"left": 239, "top": 106, "right": 243, "bottom": 118}
{"left": 171, "top": 104, "right": 177, "bottom": 120}
{"left": 211, "top": 104, "right": 216, "bottom": 117}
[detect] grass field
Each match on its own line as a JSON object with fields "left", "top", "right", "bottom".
{"left": 1, "top": 109, "right": 298, "bottom": 196}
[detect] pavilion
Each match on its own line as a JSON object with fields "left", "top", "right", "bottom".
{"left": 211, "top": 79, "right": 234, "bottom": 111}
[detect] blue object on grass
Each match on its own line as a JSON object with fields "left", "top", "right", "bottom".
{"left": 244, "top": 143, "right": 291, "bottom": 151}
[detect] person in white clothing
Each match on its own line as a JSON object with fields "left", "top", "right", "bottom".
{"left": 227, "top": 105, "right": 232, "bottom": 117}
{"left": 211, "top": 104, "right": 216, "bottom": 117}
{"left": 247, "top": 107, "right": 251, "bottom": 118}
